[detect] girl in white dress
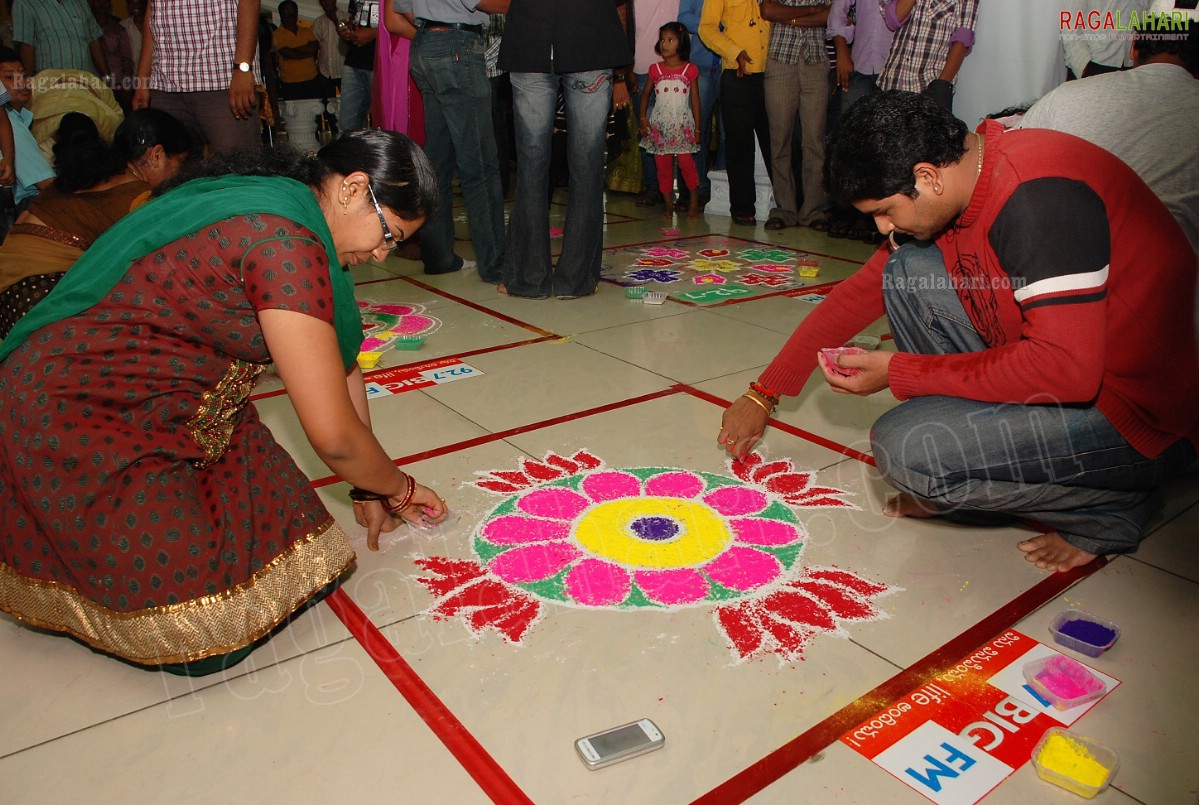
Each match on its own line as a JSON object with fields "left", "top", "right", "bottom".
{"left": 638, "top": 22, "right": 702, "bottom": 219}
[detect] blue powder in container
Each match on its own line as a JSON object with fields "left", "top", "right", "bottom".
{"left": 1059, "top": 618, "right": 1116, "bottom": 647}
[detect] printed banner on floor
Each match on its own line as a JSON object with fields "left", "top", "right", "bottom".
{"left": 841, "top": 630, "right": 1120, "bottom": 805}
{"left": 363, "top": 359, "right": 483, "bottom": 399}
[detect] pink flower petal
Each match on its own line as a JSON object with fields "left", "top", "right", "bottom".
{"left": 634, "top": 568, "right": 710, "bottom": 605}
{"left": 516, "top": 488, "right": 590, "bottom": 520}
{"left": 581, "top": 471, "right": 642, "bottom": 502}
{"left": 395, "top": 315, "right": 436, "bottom": 335}
{"left": 644, "top": 471, "right": 705, "bottom": 499}
{"left": 702, "top": 486, "right": 768, "bottom": 517}
{"left": 481, "top": 515, "right": 571, "bottom": 545}
{"left": 730, "top": 517, "right": 802, "bottom": 546}
{"left": 488, "top": 542, "right": 580, "bottom": 584}
{"left": 564, "top": 558, "right": 631, "bottom": 606}
{"left": 703, "top": 546, "right": 782, "bottom": 591}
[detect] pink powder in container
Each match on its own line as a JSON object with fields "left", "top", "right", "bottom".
{"left": 1022, "top": 655, "right": 1106, "bottom": 711}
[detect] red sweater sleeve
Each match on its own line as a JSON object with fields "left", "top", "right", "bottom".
{"left": 758, "top": 246, "right": 889, "bottom": 397}
{"left": 888, "top": 178, "right": 1112, "bottom": 405}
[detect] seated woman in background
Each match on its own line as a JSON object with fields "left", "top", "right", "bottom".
{"left": 0, "top": 129, "right": 448, "bottom": 677}
{"left": 0, "top": 108, "right": 192, "bottom": 337}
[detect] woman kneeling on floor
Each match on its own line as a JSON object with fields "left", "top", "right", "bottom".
{"left": 0, "top": 130, "right": 448, "bottom": 676}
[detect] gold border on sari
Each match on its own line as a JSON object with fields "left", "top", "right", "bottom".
{"left": 0, "top": 519, "right": 356, "bottom": 666}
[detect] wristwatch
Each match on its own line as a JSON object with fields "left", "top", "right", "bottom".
{"left": 234, "top": 61, "right": 252, "bottom": 73}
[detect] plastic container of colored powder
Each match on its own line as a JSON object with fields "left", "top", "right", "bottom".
{"left": 1022, "top": 655, "right": 1106, "bottom": 711}
{"left": 392, "top": 335, "right": 425, "bottom": 351}
{"left": 1032, "top": 727, "right": 1118, "bottom": 798}
{"left": 356, "top": 351, "right": 382, "bottom": 370}
{"left": 1050, "top": 609, "right": 1121, "bottom": 657}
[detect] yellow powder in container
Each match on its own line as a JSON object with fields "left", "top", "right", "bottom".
{"left": 1038, "top": 732, "right": 1110, "bottom": 787}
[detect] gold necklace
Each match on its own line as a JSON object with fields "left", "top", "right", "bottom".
{"left": 976, "top": 133, "right": 985, "bottom": 176}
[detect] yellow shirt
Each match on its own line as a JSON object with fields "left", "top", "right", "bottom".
{"left": 698, "top": 0, "right": 771, "bottom": 73}
{"left": 273, "top": 25, "right": 319, "bottom": 84}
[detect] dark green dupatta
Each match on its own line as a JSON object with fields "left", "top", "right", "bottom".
{"left": 0, "top": 175, "right": 363, "bottom": 368}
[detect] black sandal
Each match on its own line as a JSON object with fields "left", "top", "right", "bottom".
{"left": 828, "top": 215, "right": 853, "bottom": 238}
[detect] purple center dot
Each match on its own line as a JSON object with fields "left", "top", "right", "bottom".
{"left": 629, "top": 516, "right": 679, "bottom": 542}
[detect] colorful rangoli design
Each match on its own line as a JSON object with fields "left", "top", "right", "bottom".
{"left": 602, "top": 235, "right": 815, "bottom": 305}
{"left": 413, "top": 451, "right": 897, "bottom": 663}
{"left": 357, "top": 300, "right": 440, "bottom": 352}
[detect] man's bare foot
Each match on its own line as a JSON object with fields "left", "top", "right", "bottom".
{"left": 1018, "top": 532, "right": 1097, "bottom": 573}
{"left": 883, "top": 492, "right": 943, "bottom": 518}
{"left": 496, "top": 283, "right": 508, "bottom": 295}
{"left": 688, "top": 197, "right": 699, "bottom": 219}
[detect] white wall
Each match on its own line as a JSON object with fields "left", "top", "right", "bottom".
{"left": 954, "top": 0, "right": 1066, "bottom": 127}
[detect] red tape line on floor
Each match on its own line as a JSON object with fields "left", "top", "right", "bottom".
{"left": 324, "top": 588, "right": 534, "bottom": 804}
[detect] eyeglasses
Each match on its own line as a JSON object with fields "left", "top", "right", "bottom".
{"left": 366, "top": 182, "right": 399, "bottom": 251}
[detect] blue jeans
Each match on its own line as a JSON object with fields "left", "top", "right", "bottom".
{"left": 339, "top": 65, "right": 372, "bottom": 130}
{"left": 408, "top": 28, "right": 506, "bottom": 280}
{"left": 694, "top": 62, "right": 720, "bottom": 197}
{"left": 870, "top": 242, "right": 1196, "bottom": 554}
{"left": 678, "top": 62, "right": 721, "bottom": 200}
{"left": 840, "top": 71, "right": 879, "bottom": 115}
{"left": 504, "top": 70, "right": 611, "bottom": 299}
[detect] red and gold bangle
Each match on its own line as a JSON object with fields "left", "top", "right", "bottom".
{"left": 381, "top": 472, "right": 417, "bottom": 515}
{"left": 748, "top": 381, "right": 780, "bottom": 407}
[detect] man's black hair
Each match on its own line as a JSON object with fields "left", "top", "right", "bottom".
{"left": 825, "top": 90, "right": 968, "bottom": 206}
{"left": 1135, "top": 20, "right": 1199, "bottom": 75}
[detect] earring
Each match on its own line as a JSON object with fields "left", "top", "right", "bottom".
{"left": 340, "top": 195, "right": 350, "bottom": 214}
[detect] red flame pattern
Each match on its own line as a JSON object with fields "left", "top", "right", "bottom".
{"left": 714, "top": 567, "right": 893, "bottom": 662}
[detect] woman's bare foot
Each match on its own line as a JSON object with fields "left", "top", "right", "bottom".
{"left": 688, "top": 196, "right": 699, "bottom": 219}
{"left": 1018, "top": 532, "right": 1097, "bottom": 573}
{"left": 496, "top": 283, "right": 508, "bottom": 295}
{"left": 883, "top": 492, "right": 942, "bottom": 518}
{"left": 660, "top": 202, "right": 674, "bottom": 220}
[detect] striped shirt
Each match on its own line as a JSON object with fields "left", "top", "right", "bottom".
{"left": 12, "top": 0, "right": 103, "bottom": 73}
{"left": 877, "top": 0, "right": 977, "bottom": 93}
{"left": 149, "top": 0, "right": 261, "bottom": 93}
{"left": 312, "top": 13, "right": 346, "bottom": 80}
{"left": 768, "top": 0, "right": 831, "bottom": 66}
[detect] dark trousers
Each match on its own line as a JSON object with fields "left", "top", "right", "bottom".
{"left": 719, "top": 70, "right": 770, "bottom": 218}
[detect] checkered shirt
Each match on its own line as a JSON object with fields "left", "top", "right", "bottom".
{"left": 11, "top": 0, "right": 103, "bottom": 73}
{"left": 877, "top": 0, "right": 978, "bottom": 92}
{"left": 768, "top": 0, "right": 832, "bottom": 66}
{"left": 149, "top": 0, "right": 261, "bottom": 93}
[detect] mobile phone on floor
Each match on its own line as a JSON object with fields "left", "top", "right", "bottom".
{"left": 575, "top": 719, "right": 665, "bottom": 770}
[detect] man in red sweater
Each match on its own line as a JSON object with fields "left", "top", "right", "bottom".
{"left": 720, "top": 90, "right": 1198, "bottom": 572}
